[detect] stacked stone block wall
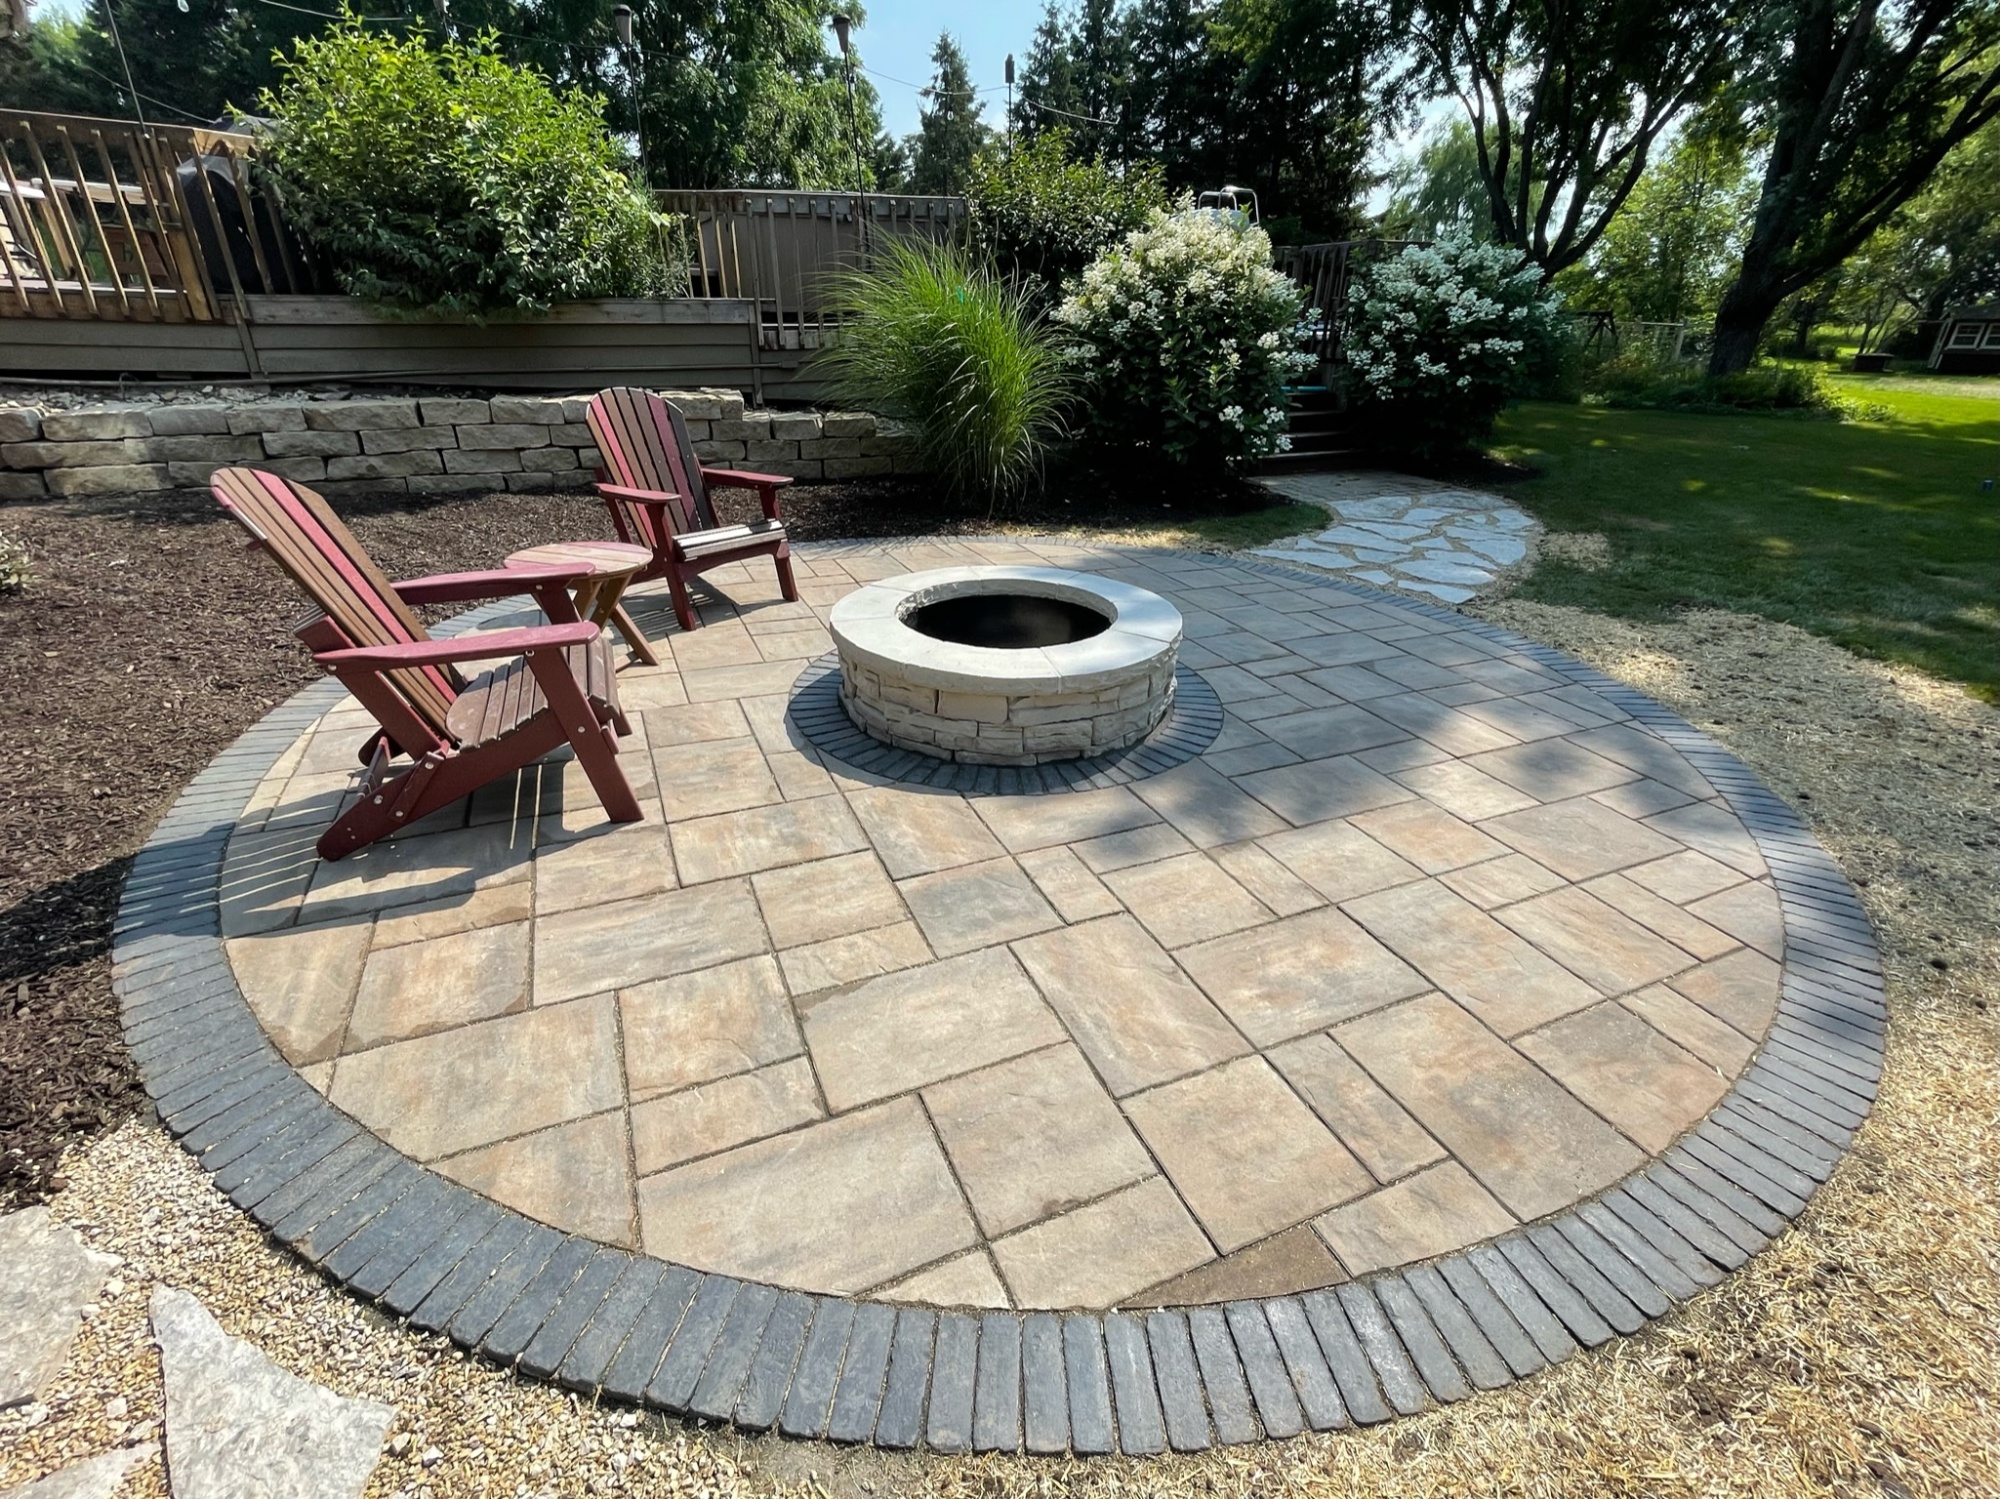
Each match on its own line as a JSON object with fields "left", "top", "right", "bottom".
{"left": 0, "top": 390, "right": 921, "bottom": 502}
{"left": 839, "top": 657, "right": 1178, "bottom": 766}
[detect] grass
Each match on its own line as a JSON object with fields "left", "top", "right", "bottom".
{"left": 1490, "top": 378, "right": 2000, "bottom": 701}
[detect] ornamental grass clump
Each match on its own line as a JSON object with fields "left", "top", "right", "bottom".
{"left": 1345, "top": 235, "right": 1565, "bottom": 458}
{"left": 1055, "top": 209, "right": 1311, "bottom": 475}
{"left": 818, "top": 238, "right": 1070, "bottom": 510}
{"left": 261, "top": 15, "right": 672, "bottom": 316}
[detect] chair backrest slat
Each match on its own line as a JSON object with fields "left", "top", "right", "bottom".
{"left": 587, "top": 387, "right": 718, "bottom": 537}
{"left": 211, "top": 467, "right": 459, "bottom": 737}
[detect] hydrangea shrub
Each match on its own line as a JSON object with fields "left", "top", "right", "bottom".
{"left": 1055, "top": 209, "right": 1312, "bottom": 474}
{"left": 1345, "top": 236, "right": 1565, "bottom": 457}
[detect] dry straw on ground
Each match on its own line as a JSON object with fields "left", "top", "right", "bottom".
{"left": 1, "top": 598, "right": 1993, "bottom": 1499}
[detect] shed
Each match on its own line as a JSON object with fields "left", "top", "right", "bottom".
{"left": 1929, "top": 305, "right": 2000, "bottom": 374}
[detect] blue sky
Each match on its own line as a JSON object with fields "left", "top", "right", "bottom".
{"left": 847, "top": 1, "right": 1044, "bottom": 141}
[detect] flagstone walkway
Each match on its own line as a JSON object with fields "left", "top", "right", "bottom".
{"left": 1251, "top": 472, "right": 1538, "bottom": 602}
{"left": 216, "top": 539, "right": 1791, "bottom": 1313}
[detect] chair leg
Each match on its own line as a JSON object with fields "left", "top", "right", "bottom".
{"left": 524, "top": 650, "right": 644, "bottom": 824}
{"left": 610, "top": 602, "right": 661, "bottom": 665}
{"left": 773, "top": 548, "right": 800, "bottom": 603}
{"left": 665, "top": 566, "right": 700, "bottom": 632}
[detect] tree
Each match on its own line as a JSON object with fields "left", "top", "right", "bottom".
{"left": 1012, "top": 1, "right": 1130, "bottom": 157}
{"left": 1829, "top": 123, "right": 2000, "bottom": 352}
{"left": 1207, "top": 0, "right": 1395, "bottom": 240}
{"left": 1707, "top": 0, "right": 2000, "bottom": 373}
{"left": 1378, "top": 119, "right": 1503, "bottom": 240}
{"left": 910, "top": 33, "right": 991, "bottom": 195}
{"left": 1561, "top": 121, "right": 1752, "bottom": 322}
{"left": 1409, "top": 0, "right": 1735, "bottom": 276}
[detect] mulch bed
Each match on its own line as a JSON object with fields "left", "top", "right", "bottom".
{"left": 0, "top": 474, "right": 1275, "bottom": 1208}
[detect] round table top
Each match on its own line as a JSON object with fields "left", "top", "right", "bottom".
{"left": 505, "top": 540, "right": 653, "bottom": 578}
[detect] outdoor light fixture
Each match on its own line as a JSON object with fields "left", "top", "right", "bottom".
{"left": 830, "top": 12, "right": 851, "bottom": 56}
{"left": 611, "top": 4, "right": 646, "bottom": 183}
{"left": 612, "top": 3, "right": 633, "bottom": 49}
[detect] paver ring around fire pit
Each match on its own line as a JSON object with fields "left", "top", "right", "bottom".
{"left": 114, "top": 537, "right": 1885, "bottom": 1457}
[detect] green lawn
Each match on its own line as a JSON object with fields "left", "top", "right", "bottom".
{"left": 1490, "top": 380, "right": 1999, "bottom": 701}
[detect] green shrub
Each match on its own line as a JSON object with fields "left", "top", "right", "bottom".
{"left": 1344, "top": 236, "right": 1566, "bottom": 460}
{"left": 260, "top": 16, "right": 672, "bottom": 315}
{"left": 0, "top": 529, "right": 29, "bottom": 594}
{"left": 817, "top": 238, "right": 1070, "bottom": 508}
{"left": 1054, "top": 209, "right": 1312, "bottom": 475}
{"left": 966, "top": 131, "right": 1170, "bottom": 297}
{"left": 1590, "top": 359, "right": 1847, "bottom": 417}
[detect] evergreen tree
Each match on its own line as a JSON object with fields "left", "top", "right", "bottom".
{"left": 910, "top": 32, "right": 991, "bottom": 195}
{"left": 1012, "top": 4, "right": 1080, "bottom": 144}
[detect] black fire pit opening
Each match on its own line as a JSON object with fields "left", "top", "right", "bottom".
{"left": 906, "top": 592, "right": 1112, "bottom": 650}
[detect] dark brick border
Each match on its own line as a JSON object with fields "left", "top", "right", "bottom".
{"left": 786, "top": 655, "right": 1224, "bottom": 794}
{"left": 112, "top": 540, "right": 1885, "bottom": 1455}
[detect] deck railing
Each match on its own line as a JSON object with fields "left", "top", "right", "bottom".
{"left": 0, "top": 110, "right": 318, "bottom": 323}
{"left": 657, "top": 190, "right": 966, "bottom": 351}
{"left": 1279, "top": 238, "right": 1424, "bottom": 367}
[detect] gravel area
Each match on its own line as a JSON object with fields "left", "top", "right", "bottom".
{"left": 2, "top": 495, "right": 1993, "bottom": 1498}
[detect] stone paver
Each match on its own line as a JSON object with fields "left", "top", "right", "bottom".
{"left": 923, "top": 1046, "right": 1154, "bottom": 1238}
{"left": 1313, "top": 1161, "right": 1517, "bottom": 1275}
{"left": 1012, "top": 918, "right": 1249, "bottom": 1097}
{"left": 618, "top": 955, "right": 802, "bottom": 1099}
{"left": 437, "top": 1111, "right": 636, "bottom": 1246}
{"left": 152, "top": 1286, "right": 393, "bottom": 1499}
{"left": 0, "top": 1208, "right": 119, "bottom": 1408}
{"left": 1335, "top": 995, "right": 1644, "bottom": 1220}
{"left": 1124, "top": 1057, "right": 1373, "bottom": 1252}
{"left": 989, "top": 1178, "right": 1214, "bottom": 1310}
{"left": 638, "top": 1099, "right": 976, "bottom": 1294}
{"left": 802, "top": 949, "right": 1065, "bottom": 1111}
{"left": 211, "top": 537, "right": 1812, "bottom": 1324}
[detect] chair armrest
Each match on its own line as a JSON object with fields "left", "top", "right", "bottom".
{"left": 393, "top": 564, "right": 594, "bottom": 605}
{"left": 700, "top": 467, "right": 791, "bottom": 520}
{"left": 314, "top": 620, "right": 601, "bottom": 669}
{"left": 594, "top": 482, "right": 682, "bottom": 508}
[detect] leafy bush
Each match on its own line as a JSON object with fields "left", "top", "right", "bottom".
{"left": 1054, "top": 209, "right": 1311, "bottom": 475}
{"left": 966, "top": 130, "right": 1170, "bottom": 297}
{"left": 1588, "top": 358, "right": 1848, "bottom": 417}
{"left": 818, "top": 238, "right": 1070, "bottom": 508}
{"left": 260, "top": 17, "right": 672, "bottom": 315}
{"left": 0, "top": 529, "right": 29, "bottom": 594}
{"left": 1344, "top": 236, "right": 1565, "bottom": 459}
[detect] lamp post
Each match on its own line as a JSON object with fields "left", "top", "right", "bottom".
{"left": 830, "top": 13, "right": 864, "bottom": 197}
{"left": 612, "top": 3, "right": 647, "bottom": 187}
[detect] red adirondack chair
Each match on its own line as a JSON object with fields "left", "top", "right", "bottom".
{"left": 212, "top": 467, "right": 643, "bottom": 860}
{"left": 584, "top": 386, "right": 800, "bottom": 631}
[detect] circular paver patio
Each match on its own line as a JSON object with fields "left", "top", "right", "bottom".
{"left": 118, "top": 536, "right": 1884, "bottom": 1454}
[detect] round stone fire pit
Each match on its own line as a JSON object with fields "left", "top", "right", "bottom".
{"left": 829, "top": 566, "right": 1183, "bottom": 765}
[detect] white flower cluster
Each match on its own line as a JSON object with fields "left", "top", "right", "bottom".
{"left": 1055, "top": 210, "right": 1314, "bottom": 467}
{"left": 1345, "top": 235, "right": 1556, "bottom": 395}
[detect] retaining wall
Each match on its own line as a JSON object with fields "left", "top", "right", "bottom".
{"left": 0, "top": 390, "right": 920, "bottom": 502}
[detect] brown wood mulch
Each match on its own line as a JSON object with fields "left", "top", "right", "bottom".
{"left": 0, "top": 475, "right": 1271, "bottom": 1209}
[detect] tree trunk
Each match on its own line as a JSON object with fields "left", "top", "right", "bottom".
{"left": 1708, "top": 276, "right": 1784, "bottom": 375}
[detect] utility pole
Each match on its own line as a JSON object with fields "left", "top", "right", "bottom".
{"left": 612, "top": 4, "right": 647, "bottom": 187}
{"left": 101, "top": 0, "right": 148, "bottom": 128}
{"left": 1005, "top": 53, "right": 1014, "bottom": 153}
{"left": 830, "top": 14, "right": 864, "bottom": 197}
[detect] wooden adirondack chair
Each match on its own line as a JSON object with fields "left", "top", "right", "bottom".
{"left": 212, "top": 467, "right": 643, "bottom": 860}
{"left": 585, "top": 386, "right": 799, "bottom": 631}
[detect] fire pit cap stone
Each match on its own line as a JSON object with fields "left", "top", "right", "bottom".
{"left": 829, "top": 566, "right": 1183, "bottom": 698}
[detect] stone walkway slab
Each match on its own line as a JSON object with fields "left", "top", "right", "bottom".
{"left": 0, "top": 1208, "right": 119, "bottom": 1408}
{"left": 152, "top": 1286, "right": 393, "bottom": 1499}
